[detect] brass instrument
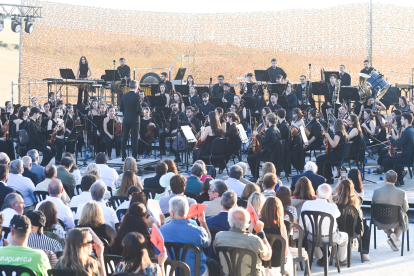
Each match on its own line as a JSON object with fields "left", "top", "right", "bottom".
{"left": 332, "top": 79, "right": 341, "bottom": 107}
{"left": 303, "top": 81, "right": 310, "bottom": 106}
{"left": 358, "top": 73, "right": 372, "bottom": 103}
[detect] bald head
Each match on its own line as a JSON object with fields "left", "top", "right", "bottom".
{"left": 48, "top": 179, "right": 63, "bottom": 197}
{"left": 228, "top": 207, "right": 249, "bottom": 230}
{"left": 0, "top": 153, "right": 10, "bottom": 165}
{"left": 44, "top": 164, "right": 57, "bottom": 179}
{"left": 22, "top": 156, "right": 32, "bottom": 169}
{"left": 317, "top": 184, "right": 332, "bottom": 199}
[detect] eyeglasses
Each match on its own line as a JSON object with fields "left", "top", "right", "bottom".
{"left": 84, "top": 240, "right": 94, "bottom": 246}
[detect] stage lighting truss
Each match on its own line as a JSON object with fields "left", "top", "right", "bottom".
{"left": 0, "top": 3, "right": 42, "bottom": 34}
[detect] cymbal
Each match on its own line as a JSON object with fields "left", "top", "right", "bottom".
{"left": 358, "top": 73, "right": 371, "bottom": 79}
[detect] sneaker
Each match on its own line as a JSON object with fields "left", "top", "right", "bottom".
{"left": 390, "top": 233, "right": 402, "bottom": 247}
{"left": 372, "top": 167, "right": 384, "bottom": 174}
{"left": 316, "top": 258, "right": 326, "bottom": 267}
{"left": 362, "top": 254, "right": 370, "bottom": 261}
{"left": 387, "top": 239, "right": 399, "bottom": 251}
{"left": 399, "top": 180, "right": 405, "bottom": 186}
{"left": 339, "top": 261, "right": 348, "bottom": 267}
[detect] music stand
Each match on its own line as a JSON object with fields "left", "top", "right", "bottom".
{"left": 180, "top": 124, "right": 197, "bottom": 171}
{"left": 254, "top": 70, "right": 271, "bottom": 82}
{"left": 174, "top": 68, "right": 187, "bottom": 80}
{"left": 312, "top": 82, "right": 329, "bottom": 111}
{"left": 270, "top": 84, "right": 285, "bottom": 96}
{"left": 278, "top": 96, "right": 288, "bottom": 110}
{"left": 154, "top": 107, "right": 171, "bottom": 128}
{"left": 183, "top": 97, "right": 190, "bottom": 107}
{"left": 66, "top": 125, "right": 84, "bottom": 165}
{"left": 243, "top": 96, "right": 260, "bottom": 123}
{"left": 175, "top": 85, "right": 190, "bottom": 96}
{"left": 196, "top": 86, "right": 210, "bottom": 97}
{"left": 340, "top": 86, "right": 359, "bottom": 106}
{"left": 147, "top": 96, "right": 165, "bottom": 107}
{"left": 210, "top": 98, "right": 224, "bottom": 109}
{"left": 236, "top": 124, "right": 248, "bottom": 144}
{"left": 246, "top": 83, "right": 264, "bottom": 95}
{"left": 105, "top": 70, "right": 121, "bottom": 81}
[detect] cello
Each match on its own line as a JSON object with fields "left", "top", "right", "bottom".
{"left": 250, "top": 121, "right": 266, "bottom": 154}
{"left": 195, "top": 119, "right": 207, "bottom": 149}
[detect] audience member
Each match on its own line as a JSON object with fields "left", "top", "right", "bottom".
{"left": 116, "top": 170, "right": 137, "bottom": 196}
{"left": 116, "top": 232, "right": 167, "bottom": 275}
{"left": 22, "top": 156, "right": 41, "bottom": 185}
{"left": 159, "top": 172, "right": 175, "bottom": 197}
{"left": 203, "top": 180, "right": 228, "bottom": 217}
{"left": 0, "top": 164, "right": 15, "bottom": 202}
{"left": 1, "top": 193, "right": 25, "bottom": 229}
{"left": 214, "top": 207, "right": 272, "bottom": 275}
{"left": 0, "top": 213, "right": 10, "bottom": 246}
{"left": 63, "top": 152, "right": 82, "bottom": 185}
{"left": 225, "top": 165, "right": 245, "bottom": 197}
{"left": 70, "top": 174, "right": 97, "bottom": 208}
{"left": 292, "top": 176, "right": 316, "bottom": 214}
{"left": 163, "top": 158, "right": 178, "bottom": 175}
{"left": 256, "top": 162, "right": 281, "bottom": 190}
{"left": 35, "top": 165, "right": 70, "bottom": 205}
{"left": 185, "top": 163, "right": 204, "bottom": 195}
{"left": 27, "top": 210, "right": 63, "bottom": 253}
{"left": 7, "top": 159, "right": 36, "bottom": 208}
{"left": 55, "top": 228, "right": 106, "bottom": 276}
{"left": 35, "top": 179, "right": 75, "bottom": 230}
{"left": 237, "top": 183, "right": 260, "bottom": 208}
{"left": 95, "top": 152, "right": 118, "bottom": 191}
{"left": 27, "top": 149, "right": 46, "bottom": 182}
{"left": 0, "top": 152, "right": 10, "bottom": 165}
{"left": 291, "top": 161, "right": 326, "bottom": 192}
{"left": 159, "top": 196, "right": 211, "bottom": 276}
{"left": 144, "top": 161, "right": 167, "bottom": 192}
{"left": 206, "top": 190, "right": 237, "bottom": 231}
{"left": 193, "top": 160, "right": 211, "bottom": 181}
{"left": 372, "top": 170, "right": 408, "bottom": 251}
{"left": 76, "top": 180, "right": 119, "bottom": 230}
{"left": 77, "top": 201, "right": 116, "bottom": 254}
{"left": 116, "top": 185, "right": 142, "bottom": 210}
{"left": 195, "top": 177, "right": 214, "bottom": 203}
{"left": 222, "top": 162, "right": 253, "bottom": 185}
{"left": 159, "top": 174, "right": 196, "bottom": 214}
{"left": 116, "top": 157, "right": 143, "bottom": 189}
{"left": 84, "top": 163, "right": 101, "bottom": 180}
{"left": 262, "top": 173, "right": 279, "bottom": 198}
{"left": 347, "top": 168, "right": 364, "bottom": 199}
{"left": 247, "top": 192, "right": 266, "bottom": 232}
{"left": 276, "top": 186, "right": 297, "bottom": 223}
{"left": 0, "top": 215, "right": 51, "bottom": 276}
{"left": 300, "top": 184, "right": 348, "bottom": 267}
{"left": 56, "top": 157, "right": 77, "bottom": 198}
{"left": 38, "top": 201, "right": 67, "bottom": 245}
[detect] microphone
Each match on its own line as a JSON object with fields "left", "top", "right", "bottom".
{"left": 209, "top": 77, "right": 212, "bottom": 83}
{"left": 309, "top": 63, "right": 311, "bottom": 68}
{"left": 113, "top": 60, "right": 116, "bottom": 65}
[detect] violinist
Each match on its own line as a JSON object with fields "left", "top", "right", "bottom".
{"left": 159, "top": 101, "right": 186, "bottom": 157}
{"left": 31, "top": 97, "right": 43, "bottom": 111}
{"left": 185, "top": 106, "right": 200, "bottom": 133}
{"left": 56, "top": 100, "right": 66, "bottom": 117}
{"left": 358, "top": 95, "right": 386, "bottom": 120}
{"left": 396, "top": 96, "right": 414, "bottom": 113}
{"left": 361, "top": 109, "right": 376, "bottom": 145}
{"left": 40, "top": 102, "right": 52, "bottom": 129}
{"left": 15, "top": 106, "right": 29, "bottom": 132}
{"left": 28, "top": 107, "right": 57, "bottom": 166}
{"left": 188, "top": 86, "right": 201, "bottom": 107}
{"left": 47, "top": 108, "right": 66, "bottom": 164}
{"left": 48, "top": 92, "right": 56, "bottom": 109}
{"left": 222, "top": 112, "right": 241, "bottom": 174}
{"left": 258, "top": 107, "right": 272, "bottom": 125}
{"left": 276, "top": 109, "right": 291, "bottom": 141}
{"left": 4, "top": 101, "right": 13, "bottom": 116}
{"left": 316, "top": 119, "right": 348, "bottom": 184}
{"left": 156, "top": 83, "right": 170, "bottom": 108}
{"left": 63, "top": 104, "right": 84, "bottom": 154}
{"left": 172, "top": 92, "right": 186, "bottom": 113}
{"left": 186, "top": 75, "right": 196, "bottom": 87}
{"left": 303, "top": 108, "right": 324, "bottom": 151}
{"left": 138, "top": 107, "right": 158, "bottom": 159}
{"left": 218, "top": 83, "right": 235, "bottom": 110}
{"left": 267, "top": 93, "right": 282, "bottom": 113}
{"left": 346, "top": 114, "right": 363, "bottom": 158}
{"left": 102, "top": 106, "right": 122, "bottom": 160}
{"left": 247, "top": 113, "right": 281, "bottom": 181}
{"left": 338, "top": 105, "right": 348, "bottom": 123}
{"left": 99, "top": 103, "right": 108, "bottom": 116}
{"left": 250, "top": 84, "right": 265, "bottom": 115}
{"left": 284, "top": 82, "right": 297, "bottom": 122}
{"left": 198, "top": 92, "right": 215, "bottom": 118}
{"left": 383, "top": 112, "right": 414, "bottom": 185}
{"left": 230, "top": 104, "right": 247, "bottom": 131}
{"left": 291, "top": 108, "right": 306, "bottom": 130}
{"left": 138, "top": 90, "right": 151, "bottom": 108}
{"left": 215, "top": 107, "right": 227, "bottom": 132}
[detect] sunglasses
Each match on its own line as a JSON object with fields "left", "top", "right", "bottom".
{"left": 84, "top": 240, "right": 94, "bottom": 246}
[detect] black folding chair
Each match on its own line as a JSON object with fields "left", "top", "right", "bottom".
{"left": 70, "top": 207, "right": 77, "bottom": 217}
{"left": 323, "top": 141, "right": 353, "bottom": 178}
{"left": 33, "top": 191, "right": 49, "bottom": 204}
{"left": 263, "top": 233, "right": 289, "bottom": 275}
{"left": 143, "top": 188, "right": 163, "bottom": 201}
{"left": 16, "top": 129, "right": 30, "bottom": 158}
{"left": 0, "top": 265, "right": 36, "bottom": 276}
{"left": 75, "top": 184, "right": 83, "bottom": 195}
{"left": 394, "top": 153, "right": 414, "bottom": 179}
{"left": 108, "top": 196, "right": 128, "bottom": 210}
{"left": 215, "top": 246, "right": 257, "bottom": 276}
{"left": 164, "top": 242, "right": 201, "bottom": 276}
{"left": 103, "top": 255, "right": 122, "bottom": 275}
{"left": 199, "top": 137, "right": 228, "bottom": 175}
{"left": 116, "top": 209, "right": 127, "bottom": 221}
{"left": 1, "top": 227, "right": 10, "bottom": 240}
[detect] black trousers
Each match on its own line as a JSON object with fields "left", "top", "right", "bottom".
{"left": 377, "top": 147, "right": 389, "bottom": 166}
{"left": 77, "top": 87, "right": 89, "bottom": 105}
{"left": 122, "top": 122, "right": 139, "bottom": 159}
{"left": 321, "top": 102, "right": 339, "bottom": 122}
{"left": 36, "top": 145, "right": 57, "bottom": 166}
{"left": 247, "top": 151, "right": 271, "bottom": 179}
{"left": 0, "top": 140, "right": 15, "bottom": 161}
{"left": 103, "top": 134, "right": 122, "bottom": 158}
{"left": 138, "top": 137, "right": 155, "bottom": 155}
{"left": 382, "top": 154, "right": 412, "bottom": 181}
{"left": 159, "top": 131, "right": 172, "bottom": 152}
{"left": 65, "top": 134, "right": 84, "bottom": 154}
{"left": 54, "top": 138, "right": 65, "bottom": 163}
{"left": 316, "top": 152, "right": 342, "bottom": 180}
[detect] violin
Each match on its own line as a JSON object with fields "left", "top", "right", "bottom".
{"left": 195, "top": 119, "right": 208, "bottom": 149}
{"left": 74, "top": 111, "right": 81, "bottom": 126}
{"left": 388, "top": 138, "right": 394, "bottom": 158}
{"left": 2, "top": 116, "right": 9, "bottom": 140}
{"left": 114, "top": 116, "right": 123, "bottom": 136}
{"left": 145, "top": 122, "right": 155, "bottom": 139}
{"left": 49, "top": 118, "right": 63, "bottom": 145}
{"left": 325, "top": 123, "right": 331, "bottom": 154}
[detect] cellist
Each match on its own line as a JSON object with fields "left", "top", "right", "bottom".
{"left": 102, "top": 106, "right": 122, "bottom": 160}
{"left": 138, "top": 107, "right": 158, "bottom": 159}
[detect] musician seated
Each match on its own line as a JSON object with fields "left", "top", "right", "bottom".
{"left": 218, "top": 83, "right": 235, "bottom": 110}
{"left": 267, "top": 93, "right": 282, "bottom": 113}
{"left": 0, "top": 117, "right": 15, "bottom": 161}
{"left": 258, "top": 107, "right": 272, "bottom": 125}
{"left": 240, "top": 73, "right": 255, "bottom": 95}
{"left": 276, "top": 109, "right": 290, "bottom": 141}
{"left": 156, "top": 83, "right": 171, "bottom": 108}
{"left": 250, "top": 84, "right": 265, "bottom": 116}
{"left": 361, "top": 109, "right": 377, "bottom": 146}
{"left": 303, "top": 108, "right": 324, "bottom": 152}
{"left": 229, "top": 104, "right": 247, "bottom": 131}
{"left": 360, "top": 59, "right": 374, "bottom": 75}
{"left": 296, "top": 75, "right": 315, "bottom": 109}
{"left": 41, "top": 102, "right": 52, "bottom": 129}
{"left": 275, "top": 75, "right": 285, "bottom": 84}
{"left": 210, "top": 75, "right": 225, "bottom": 97}
{"left": 291, "top": 108, "right": 306, "bottom": 131}
{"left": 215, "top": 107, "right": 227, "bottom": 132}
{"left": 48, "top": 92, "right": 56, "bottom": 109}
{"left": 321, "top": 74, "right": 339, "bottom": 121}
{"left": 48, "top": 108, "right": 66, "bottom": 164}
{"left": 338, "top": 106, "right": 348, "bottom": 122}
{"left": 358, "top": 95, "right": 386, "bottom": 120}
{"left": 138, "top": 107, "right": 158, "bottom": 159}
{"left": 396, "top": 96, "right": 414, "bottom": 113}
{"left": 102, "top": 106, "right": 122, "bottom": 160}
{"left": 316, "top": 119, "right": 349, "bottom": 184}
{"left": 346, "top": 114, "right": 363, "bottom": 158}
{"left": 199, "top": 92, "right": 215, "bottom": 118}
{"left": 184, "top": 106, "right": 201, "bottom": 133}
{"left": 233, "top": 95, "right": 247, "bottom": 121}
{"left": 247, "top": 113, "right": 281, "bottom": 181}
{"left": 222, "top": 113, "right": 241, "bottom": 174}
{"left": 63, "top": 104, "right": 84, "bottom": 154}
{"left": 172, "top": 92, "right": 186, "bottom": 113}
{"left": 284, "top": 82, "right": 297, "bottom": 122}
{"left": 15, "top": 106, "right": 29, "bottom": 133}
{"left": 159, "top": 101, "right": 186, "bottom": 159}
{"left": 138, "top": 90, "right": 151, "bottom": 108}
{"left": 188, "top": 86, "right": 201, "bottom": 106}
{"left": 159, "top": 72, "right": 173, "bottom": 93}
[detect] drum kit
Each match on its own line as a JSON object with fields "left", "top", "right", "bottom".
{"left": 358, "top": 70, "right": 391, "bottom": 103}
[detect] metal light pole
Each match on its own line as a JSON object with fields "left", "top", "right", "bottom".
{"left": 369, "top": 0, "right": 373, "bottom": 65}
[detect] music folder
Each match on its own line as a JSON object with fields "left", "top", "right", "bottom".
{"left": 59, "top": 69, "right": 76, "bottom": 80}
{"left": 254, "top": 70, "right": 271, "bottom": 82}
{"left": 181, "top": 125, "right": 197, "bottom": 143}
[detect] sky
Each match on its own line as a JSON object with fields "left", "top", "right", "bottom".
{"left": 2, "top": 0, "right": 414, "bottom": 13}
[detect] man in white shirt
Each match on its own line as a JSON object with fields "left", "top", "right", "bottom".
{"left": 300, "top": 184, "right": 348, "bottom": 267}
{"left": 35, "top": 179, "right": 75, "bottom": 230}
{"left": 70, "top": 174, "right": 97, "bottom": 208}
{"left": 76, "top": 180, "right": 119, "bottom": 230}
{"left": 0, "top": 152, "right": 10, "bottom": 165}
{"left": 224, "top": 165, "right": 245, "bottom": 198}
{"left": 35, "top": 165, "right": 70, "bottom": 205}
{"left": 1, "top": 193, "right": 25, "bottom": 230}
{"left": 116, "top": 185, "right": 141, "bottom": 211}
{"left": 202, "top": 180, "right": 228, "bottom": 217}
{"left": 7, "top": 160, "right": 36, "bottom": 208}
{"left": 95, "top": 152, "right": 118, "bottom": 191}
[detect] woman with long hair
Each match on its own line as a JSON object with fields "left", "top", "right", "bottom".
{"left": 38, "top": 201, "right": 67, "bottom": 246}
{"left": 347, "top": 169, "right": 364, "bottom": 198}
{"left": 138, "top": 107, "right": 158, "bottom": 159}
{"left": 188, "top": 86, "right": 201, "bottom": 106}
{"left": 186, "top": 75, "right": 195, "bottom": 86}
{"left": 116, "top": 232, "right": 167, "bottom": 275}
{"left": 275, "top": 186, "right": 297, "bottom": 223}
{"left": 116, "top": 171, "right": 136, "bottom": 197}
{"left": 162, "top": 158, "right": 178, "bottom": 175}
{"left": 215, "top": 107, "right": 227, "bottom": 132}
{"left": 16, "top": 106, "right": 29, "bottom": 132}
{"left": 194, "top": 177, "right": 213, "bottom": 203}
{"left": 396, "top": 96, "right": 414, "bottom": 112}
{"left": 237, "top": 183, "right": 260, "bottom": 208}
{"left": 117, "top": 157, "right": 143, "bottom": 189}
{"left": 291, "top": 108, "right": 305, "bottom": 129}
{"left": 316, "top": 119, "right": 348, "bottom": 183}
{"left": 76, "top": 56, "right": 93, "bottom": 105}
{"left": 55, "top": 228, "right": 106, "bottom": 276}
{"left": 292, "top": 176, "right": 316, "bottom": 200}
{"left": 346, "top": 114, "right": 362, "bottom": 156}
{"left": 172, "top": 92, "right": 185, "bottom": 113}
{"left": 47, "top": 107, "right": 66, "bottom": 163}
{"left": 84, "top": 163, "right": 102, "bottom": 180}
{"left": 102, "top": 106, "right": 122, "bottom": 159}
{"left": 41, "top": 102, "right": 52, "bottom": 129}
{"left": 87, "top": 100, "right": 100, "bottom": 152}
{"left": 156, "top": 83, "right": 170, "bottom": 107}
{"left": 358, "top": 95, "right": 386, "bottom": 119}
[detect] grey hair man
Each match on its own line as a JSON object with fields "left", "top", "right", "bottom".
{"left": 214, "top": 207, "right": 272, "bottom": 275}
{"left": 207, "top": 190, "right": 237, "bottom": 231}
{"left": 22, "top": 156, "right": 40, "bottom": 186}
{"left": 1, "top": 193, "right": 25, "bottom": 229}
{"left": 203, "top": 180, "right": 228, "bottom": 217}
{"left": 290, "top": 161, "right": 326, "bottom": 193}
{"left": 221, "top": 162, "right": 254, "bottom": 185}
{"left": 27, "top": 149, "right": 46, "bottom": 181}
{"left": 224, "top": 165, "right": 245, "bottom": 197}
{"left": 75, "top": 180, "right": 119, "bottom": 230}
{"left": 7, "top": 159, "right": 36, "bottom": 207}
{"left": 300, "top": 184, "right": 348, "bottom": 267}
{"left": 0, "top": 152, "right": 10, "bottom": 165}
{"left": 35, "top": 165, "right": 69, "bottom": 205}
{"left": 35, "top": 179, "right": 75, "bottom": 230}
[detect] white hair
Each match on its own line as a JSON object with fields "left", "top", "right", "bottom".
{"left": 317, "top": 184, "right": 332, "bottom": 199}
{"left": 90, "top": 180, "right": 107, "bottom": 201}
{"left": 236, "top": 162, "right": 248, "bottom": 176}
{"left": 10, "top": 160, "right": 23, "bottom": 174}
{"left": 169, "top": 196, "right": 189, "bottom": 218}
{"left": 304, "top": 161, "right": 317, "bottom": 172}
{"left": 228, "top": 207, "right": 250, "bottom": 230}
{"left": 22, "top": 156, "right": 32, "bottom": 168}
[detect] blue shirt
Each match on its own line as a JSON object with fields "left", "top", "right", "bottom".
{"left": 158, "top": 219, "right": 209, "bottom": 276}
{"left": 185, "top": 176, "right": 202, "bottom": 195}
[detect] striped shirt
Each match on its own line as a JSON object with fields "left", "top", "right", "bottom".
{"left": 27, "top": 233, "right": 63, "bottom": 253}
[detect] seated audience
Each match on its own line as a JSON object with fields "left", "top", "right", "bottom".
{"left": 0, "top": 213, "right": 10, "bottom": 246}
{"left": 159, "top": 172, "right": 175, "bottom": 197}
{"left": 225, "top": 165, "right": 245, "bottom": 197}
{"left": 27, "top": 210, "right": 63, "bottom": 253}
{"left": 38, "top": 201, "right": 67, "bottom": 246}
{"left": 185, "top": 163, "right": 204, "bottom": 195}
{"left": 63, "top": 152, "right": 82, "bottom": 185}
{"left": 0, "top": 164, "right": 16, "bottom": 202}
{"left": 116, "top": 170, "right": 137, "bottom": 196}
{"left": 300, "top": 184, "right": 348, "bottom": 267}
{"left": 144, "top": 161, "right": 168, "bottom": 192}
{"left": 116, "top": 232, "right": 167, "bottom": 275}
{"left": 77, "top": 201, "right": 116, "bottom": 254}
{"left": 292, "top": 176, "right": 316, "bottom": 215}
{"left": 237, "top": 183, "right": 260, "bottom": 208}
{"left": 70, "top": 174, "right": 98, "bottom": 208}
{"left": 0, "top": 152, "right": 10, "bottom": 165}
{"left": 159, "top": 196, "right": 211, "bottom": 276}
{"left": 159, "top": 174, "right": 196, "bottom": 214}
{"left": 35, "top": 165, "right": 70, "bottom": 205}
{"left": 262, "top": 173, "right": 279, "bottom": 198}
{"left": 213, "top": 207, "right": 272, "bottom": 275}
{"left": 163, "top": 158, "right": 178, "bottom": 175}
{"left": 256, "top": 162, "right": 282, "bottom": 191}
{"left": 206, "top": 190, "right": 237, "bottom": 231}
{"left": 276, "top": 186, "right": 297, "bottom": 223}
{"left": 27, "top": 149, "right": 46, "bottom": 182}
{"left": 222, "top": 162, "right": 253, "bottom": 185}
{"left": 372, "top": 170, "right": 409, "bottom": 251}
{"left": 95, "top": 152, "right": 118, "bottom": 191}
{"left": 55, "top": 228, "right": 106, "bottom": 276}
{"left": 248, "top": 191, "right": 266, "bottom": 233}
{"left": 203, "top": 180, "right": 228, "bottom": 217}
{"left": 117, "top": 185, "right": 142, "bottom": 211}
{"left": 7, "top": 159, "right": 36, "bottom": 208}
{"left": 84, "top": 163, "right": 102, "bottom": 180}
{"left": 56, "top": 157, "right": 77, "bottom": 198}
{"left": 0, "top": 215, "right": 51, "bottom": 276}
{"left": 76, "top": 180, "right": 119, "bottom": 230}
{"left": 1, "top": 193, "right": 25, "bottom": 230}
{"left": 348, "top": 168, "right": 364, "bottom": 199}
{"left": 195, "top": 177, "right": 214, "bottom": 203}
{"left": 35, "top": 179, "right": 75, "bottom": 230}
{"left": 22, "top": 156, "right": 40, "bottom": 186}
{"left": 291, "top": 161, "right": 326, "bottom": 193}
{"left": 116, "top": 157, "right": 143, "bottom": 189}
{"left": 193, "top": 160, "right": 211, "bottom": 181}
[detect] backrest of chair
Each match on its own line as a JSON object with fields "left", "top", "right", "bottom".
{"left": 215, "top": 246, "right": 257, "bottom": 276}
{"left": 103, "top": 255, "right": 122, "bottom": 275}
{"left": 301, "top": 211, "right": 335, "bottom": 246}
{"left": 17, "top": 130, "right": 30, "bottom": 146}
{"left": 290, "top": 222, "right": 306, "bottom": 261}
{"left": 285, "top": 210, "right": 294, "bottom": 223}
{"left": 58, "top": 219, "right": 66, "bottom": 229}
{"left": 56, "top": 251, "right": 63, "bottom": 259}
{"left": 107, "top": 187, "right": 113, "bottom": 197}
{"left": 143, "top": 188, "right": 162, "bottom": 201}
{"left": 70, "top": 207, "right": 77, "bottom": 217}
{"left": 263, "top": 234, "right": 287, "bottom": 274}
{"left": 116, "top": 209, "right": 127, "bottom": 221}
{"left": 336, "top": 204, "right": 359, "bottom": 237}
{"left": 100, "top": 238, "right": 112, "bottom": 255}
{"left": 165, "top": 260, "right": 191, "bottom": 276}
{"left": 109, "top": 196, "right": 128, "bottom": 210}
{"left": 164, "top": 242, "right": 201, "bottom": 276}
{"left": 33, "top": 191, "right": 49, "bottom": 204}
{"left": 211, "top": 138, "right": 226, "bottom": 155}
{"left": 184, "top": 192, "right": 198, "bottom": 199}
{"left": 1, "top": 227, "right": 10, "bottom": 240}
{"left": 371, "top": 203, "right": 400, "bottom": 225}
{"left": 75, "top": 185, "right": 82, "bottom": 195}
{"left": 0, "top": 265, "right": 36, "bottom": 276}
{"left": 342, "top": 141, "right": 354, "bottom": 160}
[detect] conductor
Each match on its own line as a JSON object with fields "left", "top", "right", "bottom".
{"left": 120, "top": 80, "right": 142, "bottom": 161}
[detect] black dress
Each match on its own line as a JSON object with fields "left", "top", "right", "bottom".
{"left": 347, "top": 127, "right": 361, "bottom": 156}
{"left": 41, "top": 112, "right": 51, "bottom": 129}
{"left": 224, "top": 123, "right": 240, "bottom": 167}
{"left": 50, "top": 119, "right": 65, "bottom": 163}
{"left": 316, "top": 131, "right": 347, "bottom": 181}
{"left": 102, "top": 118, "right": 122, "bottom": 158}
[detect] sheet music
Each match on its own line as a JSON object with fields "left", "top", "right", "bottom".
{"left": 299, "top": 126, "right": 308, "bottom": 144}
